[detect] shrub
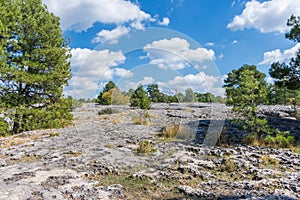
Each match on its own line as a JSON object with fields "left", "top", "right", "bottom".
{"left": 264, "top": 130, "right": 295, "bottom": 148}
{"left": 98, "top": 108, "right": 118, "bottom": 115}
{"left": 220, "top": 159, "right": 237, "bottom": 172}
{"left": 160, "top": 125, "right": 193, "bottom": 140}
{"left": 137, "top": 140, "right": 157, "bottom": 153}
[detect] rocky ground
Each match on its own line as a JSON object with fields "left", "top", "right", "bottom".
{"left": 0, "top": 103, "right": 299, "bottom": 200}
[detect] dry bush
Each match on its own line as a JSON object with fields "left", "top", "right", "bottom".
{"left": 161, "top": 125, "right": 193, "bottom": 140}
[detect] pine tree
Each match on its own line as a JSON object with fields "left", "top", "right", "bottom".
{"left": 0, "top": 0, "right": 72, "bottom": 135}
{"left": 224, "top": 65, "right": 268, "bottom": 138}
{"left": 130, "top": 85, "right": 151, "bottom": 109}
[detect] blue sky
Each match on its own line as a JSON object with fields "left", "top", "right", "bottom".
{"left": 42, "top": 0, "right": 300, "bottom": 99}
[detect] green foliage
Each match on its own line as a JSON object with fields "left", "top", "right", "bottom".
{"left": 264, "top": 130, "right": 295, "bottom": 148}
{"left": 137, "top": 140, "right": 157, "bottom": 153}
{"left": 0, "top": 117, "right": 9, "bottom": 137}
{"left": 184, "top": 88, "right": 197, "bottom": 102}
{"left": 0, "top": 0, "right": 72, "bottom": 134}
{"left": 97, "top": 81, "right": 117, "bottom": 105}
{"left": 98, "top": 108, "right": 118, "bottom": 115}
{"left": 285, "top": 15, "right": 300, "bottom": 42}
{"left": 269, "top": 15, "right": 300, "bottom": 109}
{"left": 147, "top": 84, "right": 164, "bottom": 102}
{"left": 224, "top": 65, "right": 270, "bottom": 140}
{"left": 97, "top": 81, "right": 129, "bottom": 105}
{"left": 130, "top": 85, "right": 151, "bottom": 109}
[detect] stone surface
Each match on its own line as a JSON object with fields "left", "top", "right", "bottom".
{"left": 0, "top": 103, "right": 299, "bottom": 199}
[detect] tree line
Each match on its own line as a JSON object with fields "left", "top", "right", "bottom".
{"left": 96, "top": 81, "right": 225, "bottom": 109}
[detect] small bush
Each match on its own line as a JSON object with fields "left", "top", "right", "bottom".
{"left": 161, "top": 125, "right": 193, "bottom": 140}
{"left": 264, "top": 130, "right": 295, "bottom": 148}
{"left": 137, "top": 140, "right": 157, "bottom": 153}
{"left": 220, "top": 159, "right": 237, "bottom": 172}
{"left": 98, "top": 108, "right": 118, "bottom": 115}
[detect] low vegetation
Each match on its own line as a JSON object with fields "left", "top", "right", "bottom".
{"left": 137, "top": 140, "right": 157, "bottom": 154}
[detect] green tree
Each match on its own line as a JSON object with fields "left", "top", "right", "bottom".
{"left": 0, "top": 0, "right": 72, "bottom": 135}
{"left": 269, "top": 62, "right": 290, "bottom": 105}
{"left": 97, "top": 81, "right": 117, "bottom": 105}
{"left": 269, "top": 15, "right": 300, "bottom": 109}
{"left": 184, "top": 88, "right": 196, "bottom": 102}
{"left": 130, "top": 85, "right": 151, "bottom": 109}
{"left": 224, "top": 65, "right": 268, "bottom": 139}
{"left": 147, "top": 84, "right": 163, "bottom": 102}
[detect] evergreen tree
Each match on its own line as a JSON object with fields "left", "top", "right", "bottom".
{"left": 269, "top": 15, "right": 300, "bottom": 108}
{"left": 97, "top": 81, "right": 117, "bottom": 105}
{"left": 0, "top": 0, "right": 72, "bottom": 135}
{"left": 224, "top": 65, "right": 268, "bottom": 138}
{"left": 130, "top": 85, "right": 151, "bottom": 109}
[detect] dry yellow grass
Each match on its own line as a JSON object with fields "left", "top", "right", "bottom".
{"left": 161, "top": 125, "right": 193, "bottom": 140}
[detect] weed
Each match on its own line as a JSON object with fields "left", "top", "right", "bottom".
{"left": 112, "top": 118, "right": 122, "bottom": 124}
{"left": 220, "top": 158, "right": 237, "bottom": 172}
{"left": 137, "top": 140, "right": 157, "bottom": 154}
{"left": 160, "top": 125, "right": 193, "bottom": 140}
{"left": 49, "top": 132, "right": 60, "bottom": 137}
{"left": 104, "top": 143, "right": 116, "bottom": 148}
{"left": 261, "top": 155, "right": 279, "bottom": 168}
{"left": 98, "top": 108, "right": 118, "bottom": 115}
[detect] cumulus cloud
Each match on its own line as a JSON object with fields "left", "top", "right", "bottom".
{"left": 259, "top": 43, "right": 300, "bottom": 65}
{"left": 158, "top": 17, "right": 170, "bottom": 26}
{"left": 157, "top": 72, "right": 225, "bottom": 97}
{"left": 92, "top": 26, "right": 129, "bottom": 44}
{"left": 227, "top": 0, "right": 300, "bottom": 33}
{"left": 68, "top": 48, "right": 127, "bottom": 98}
{"left": 126, "top": 77, "right": 155, "bottom": 90}
{"left": 43, "top": 0, "right": 151, "bottom": 31}
{"left": 143, "top": 37, "right": 215, "bottom": 70}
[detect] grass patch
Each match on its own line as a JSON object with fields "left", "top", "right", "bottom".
{"left": 104, "top": 143, "right": 116, "bottom": 148}
{"left": 160, "top": 125, "right": 193, "bottom": 140}
{"left": 86, "top": 172, "right": 191, "bottom": 199}
{"left": 220, "top": 158, "right": 238, "bottom": 173}
{"left": 261, "top": 155, "right": 280, "bottom": 168}
{"left": 291, "top": 147, "right": 300, "bottom": 154}
{"left": 112, "top": 118, "right": 122, "bottom": 124}
{"left": 49, "top": 132, "right": 60, "bottom": 137}
{"left": 7, "top": 155, "right": 41, "bottom": 165}
{"left": 0, "top": 133, "right": 42, "bottom": 149}
{"left": 137, "top": 140, "right": 157, "bottom": 154}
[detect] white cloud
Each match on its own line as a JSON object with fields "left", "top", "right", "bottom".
{"left": 113, "top": 68, "right": 133, "bottom": 78}
{"left": 219, "top": 53, "right": 224, "bottom": 59}
{"left": 232, "top": 40, "right": 238, "bottom": 44}
{"left": 92, "top": 26, "right": 129, "bottom": 44}
{"left": 43, "top": 0, "right": 151, "bottom": 32}
{"left": 126, "top": 77, "right": 155, "bottom": 90}
{"left": 68, "top": 48, "right": 127, "bottom": 98}
{"left": 157, "top": 72, "right": 225, "bottom": 97}
{"left": 227, "top": 0, "right": 300, "bottom": 33}
{"left": 158, "top": 17, "right": 170, "bottom": 26}
{"left": 143, "top": 37, "right": 215, "bottom": 70}
{"left": 259, "top": 43, "right": 300, "bottom": 65}
{"left": 205, "top": 42, "right": 215, "bottom": 47}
